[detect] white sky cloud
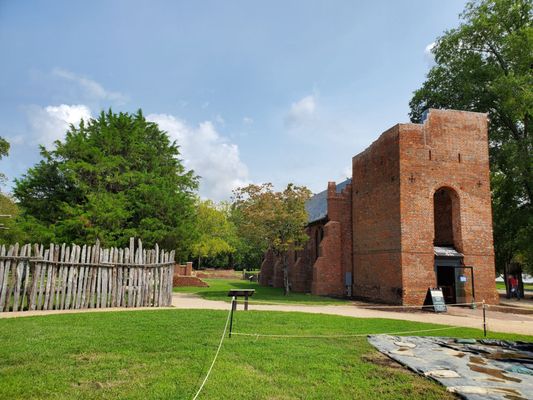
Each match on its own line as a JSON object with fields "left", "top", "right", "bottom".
{"left": 342, "top": 165, "right": 352, "bottom": 180}
{"left": 22, "top": 105, "right": 247, "bottom": 200}
{"left": 147, "top": 113, "right": 249, "bottom": 201}
{"left": 52, "top": 68, "right": 128, "bottom": 104}
{"left": 26, "top": 104, "right": 92, "bottom": 148}
{"left": 284, "top": 95, "right": 317, "bottom": 128}
{"left": 242, "top": 116, "right": 254, "bottom": 125}
{"left": 424, "top": 42, "right": 436, "bottom": 64}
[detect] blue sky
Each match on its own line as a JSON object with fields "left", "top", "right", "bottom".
{"left": 0, "top": 0, "right": 467, "bottom": 200}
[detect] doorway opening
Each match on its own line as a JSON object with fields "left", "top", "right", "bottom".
{"left": 434, "top": 187, "right": 459, "bottom": 247}
{"left": 436, "top": 265, "right": 457, "bottom": 304}
{"left": 435, "top": 252, "right": 475, "bottom": 305}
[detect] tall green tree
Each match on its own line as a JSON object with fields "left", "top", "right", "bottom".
{"left": 14, "top": 110, "right": 198, "bottom": 257}
{"left": 409, "top": 0, "right": 533, "bottom": 272}
{"left": 0, "top": 136, "right": 10, "bottom": 184}
{"left": 190, "top": 200, "right": 239, "bottom": 268}
{"left": 232, "top": 183, "right": 311, "bottom": 294}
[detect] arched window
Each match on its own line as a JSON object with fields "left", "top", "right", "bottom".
{"left": 433, "top": 187, "right": 460, "bottom": 248}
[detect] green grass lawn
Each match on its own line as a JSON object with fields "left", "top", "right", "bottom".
{"left": 174, "top": 278, "right": 350, "bottom": 304}
{"left": 0, "top": 309, "right": 531, "bottom": 400}
{"left": 180, "top": 279, "right": 533, "bottom": 303}
{"left": 496, "top": 281, "right": 533, "bottom": 291}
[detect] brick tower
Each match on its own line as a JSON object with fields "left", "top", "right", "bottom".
{"left": 260, "top": 109, "right": 499, "bottom": 305}
{"left": 352, "top": 109, "right": 498, "bottom": 305}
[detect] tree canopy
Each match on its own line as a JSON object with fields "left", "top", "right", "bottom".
{"left": 190, "top": 200, "right": 239, "bottom": 268}
{"left": 13, "top": 110, "right": 199, "bottom": 257}
{"left": 231, "top": 183, "right": 311, "bottom": 292}
{"left": 0, "top": 136, "right": 10, "bottom": 185}
{"left": 409, "top": 0, "right": 532, "bottom": 272}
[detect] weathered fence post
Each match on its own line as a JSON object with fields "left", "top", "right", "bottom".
{"left": 0, "top": 238, "right": 175, "bottom": 313}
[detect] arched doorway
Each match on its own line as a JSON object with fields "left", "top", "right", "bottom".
{"left": 433, "top": 187, "right": 456, "bottom": 247}
{"left": 433, "top": 187, "right": 465, "bottom": 304}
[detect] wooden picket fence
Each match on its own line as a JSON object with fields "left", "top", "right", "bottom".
{"left": 0, "top": 238, "right": 175, "bottom": 312}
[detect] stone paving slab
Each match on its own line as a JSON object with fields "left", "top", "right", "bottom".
{"left": 368, "top": 335, "right": 533, "bottom": 400}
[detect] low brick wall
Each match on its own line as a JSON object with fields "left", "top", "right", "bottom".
{"left": 173, "top": 276, "right": 209, "bottom": 287}
{"left": 195, "top": 269, "right": 241, "bottom": 279}
{"left": 174, "top": 262, "right": 193, "bottom": 277}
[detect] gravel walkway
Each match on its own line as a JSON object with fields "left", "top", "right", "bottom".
{"left": 171, "top": 293, "right": 533, "bottom": 336}
{"left": 1, "top": 293, "right": 532, "bottom": 336}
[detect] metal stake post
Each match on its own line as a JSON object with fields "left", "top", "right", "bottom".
{"left": 229, "top": 296, "right": 236, "bottom": 338}
{"left": 482, "top": 300, "right": 487, "bottom": 337}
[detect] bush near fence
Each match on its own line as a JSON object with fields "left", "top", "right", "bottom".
{"left": 0, "top": 238, "right": 175, "bottom": 312}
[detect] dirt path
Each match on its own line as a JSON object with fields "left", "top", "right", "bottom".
{"left": 171, "top": 293, "right": 533, "bottom": 336}
{"left": 1, "top": 293, "right": 532, "bottom": 336}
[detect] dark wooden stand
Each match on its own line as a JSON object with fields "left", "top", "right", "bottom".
{"left": 227, "top": 289, "right": 255, "bottom": 337}
{"left": 227, "top": 289, "right": 255, "bottom": 310}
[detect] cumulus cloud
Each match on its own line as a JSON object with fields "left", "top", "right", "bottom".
{"left": 26, "top": 104, "right": 92, "bottom": 148}
{"left": 242, "top": 116, "right": 254, "bottom": 125}
{"left": 342, "top": 165, "right": 352, "bottom": 180}
{"left": 424, "top": 41, "right": 436, "bottom": 64}
{"left": 284, "top": 95, "right": 317, "bottom": 128}
{"left": 147, "top": 113, "right": 249, "bottom": 201}
{"left": 52, "top": 68, "right": 128, "bottom": 104}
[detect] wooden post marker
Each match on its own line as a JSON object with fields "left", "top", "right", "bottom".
{"left": 227, "top": 289, "right": 255, "bottom": 311}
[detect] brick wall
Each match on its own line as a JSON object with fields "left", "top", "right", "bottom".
{"left": 259, "top": 249, "right": 274, "bottom": 286}
{"left": 325, "top": 181, "right": 353, "bottom": 294}
{"left": 311, "top": 221, "right": 344, "bottom": 296}
{"left": 291, "top": 245, "right": 313, "bottom": 292}
{"left": 258, "top": 108, "right": 498, "bottom": 306}
{"left": 272, "top": 258, "right": 284, "bottom": 288}
{"left": 398, "top": 109, "right": 498, "bottom": 305}
{"left": 174, "top": 261, "right": 193, "bottom": 277}
{"left": 352, "top": 125, "right": 403, "bottom": 304}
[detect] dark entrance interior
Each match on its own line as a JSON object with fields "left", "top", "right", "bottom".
{"left": 436, "top": 265, "right": 458, "bottom": 304}
{"left": 435, "top": 256, "right": 474, "bottom": 305}
{"left": 434, "top": 188, "right": 455, "bottom": 247}
{"left": 434, "top": 187, "right": 467, "bottom": 304}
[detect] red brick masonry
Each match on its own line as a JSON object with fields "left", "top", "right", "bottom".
{"left": 260, "top": 109, "right": 499, "bottom": 305}
{"left": 173, "top": 262, "right": 209, "bottom": 287}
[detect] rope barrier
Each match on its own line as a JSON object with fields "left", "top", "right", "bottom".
{"left": 191, "top": 300, "right": 233, "bottom": 400}
{"left": 189, "top": 296, "right": 504, "bottom": 398}
{"left": 239, "top": 299, "right": 485, "bottom": 309}
{"left": 230, "top": 325, "right": 460, "bottom": 339}
{"left": 486, "top": 303, "right": 533, "bottom": 311}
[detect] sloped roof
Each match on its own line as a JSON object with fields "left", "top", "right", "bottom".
{"left": 305, "top": 179, "right": 351, "bottom": 224}
{"left": 434, "top": 246, "right": 463, "bottom": 258}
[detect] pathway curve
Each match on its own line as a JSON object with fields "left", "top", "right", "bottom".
{"left": 1, "top": 293, "right": 532, "bottom": 336}
{"left": 171, "top": 293, "right": 533, "bottom": 336}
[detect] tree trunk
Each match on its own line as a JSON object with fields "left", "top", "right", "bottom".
{"left": 504, "top": 262, "right": 510, "bottom": 299}
{"left": 283, "top": 252, "right": 290, "bottom": 295}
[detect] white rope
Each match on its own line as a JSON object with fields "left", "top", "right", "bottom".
{"left": 191, "top": 299, "right": 233, "bottom": 400}
{"left": 486, "top": 303, "right": 533, "bottom": 311}
{"left": 231, "top": 325, "right": 459, "bottom": 339}
{"left": 241, "top": 299, "right": 484, "bottom": 309}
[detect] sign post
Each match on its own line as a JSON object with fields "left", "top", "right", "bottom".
{"left": 229, "top": 296, "right": 236, "bottom": 338}
{"left": 423, "top": 287, "right": 447, "bottom": 312}
{"left": 227, "top": 289, "right": 255, "bottom": 338}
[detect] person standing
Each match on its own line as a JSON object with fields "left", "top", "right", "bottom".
{"left": 508, "top": 275, "right": 520, "bottom": 300}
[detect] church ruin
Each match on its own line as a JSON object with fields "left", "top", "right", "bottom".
{"left": 259, "top": 109, "right": 499, "bottom": 305}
